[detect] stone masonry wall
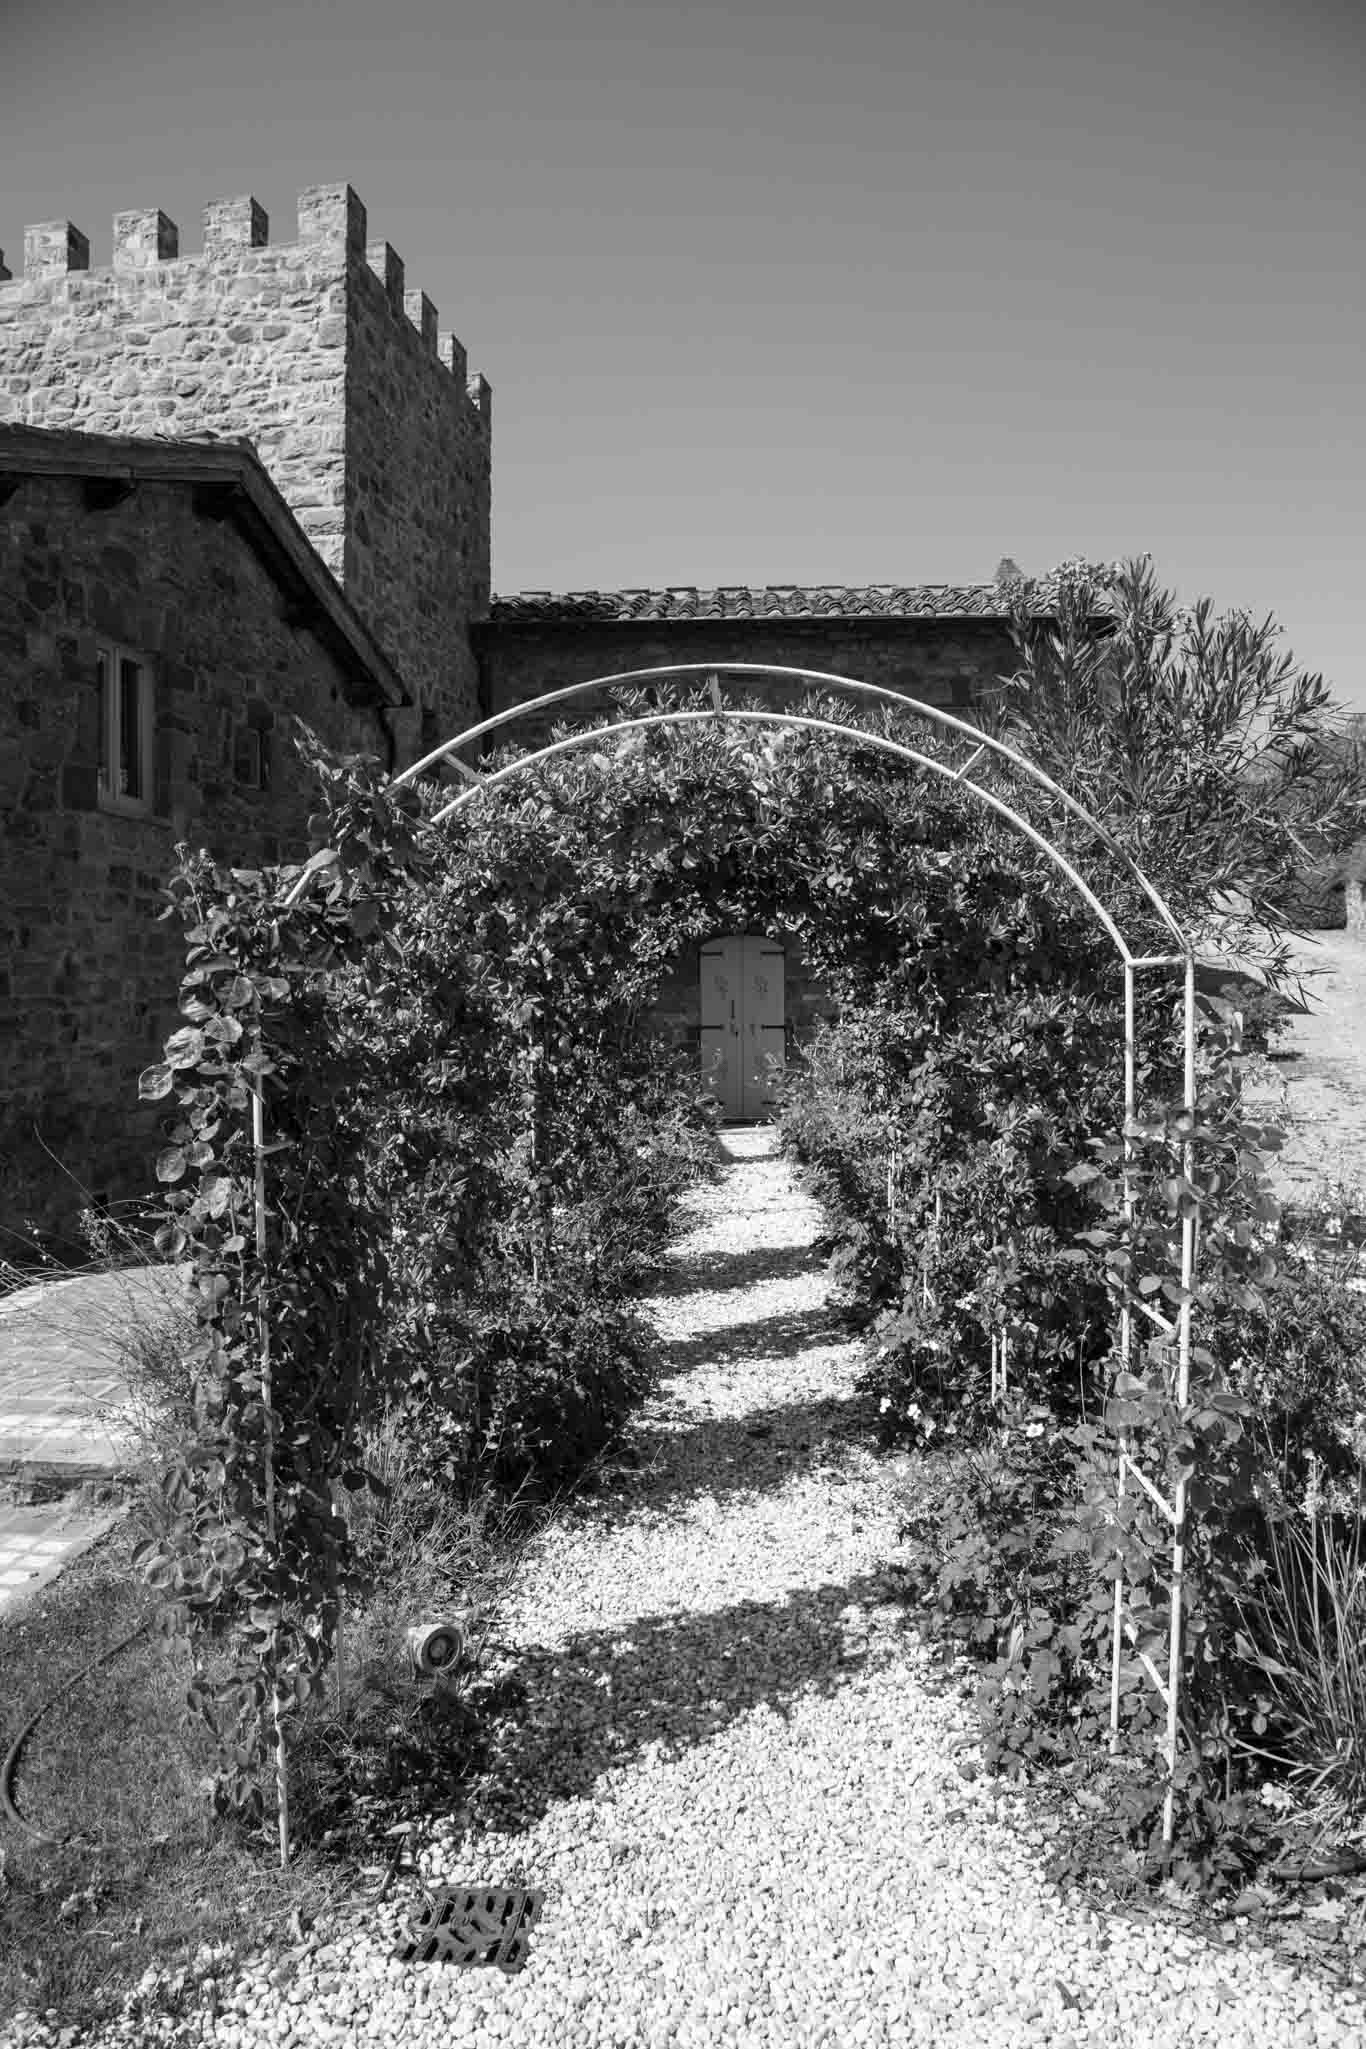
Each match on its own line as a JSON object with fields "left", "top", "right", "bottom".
{"left": 473, "top": 617, "right": 1019, "bottom": 753}
{"left": 0, "top": 185, "right": 490, "bottom": 744}
{"left": 0, "top": 471, "right": 390, "bottom": 1255}
{"left": 346, "top": 235, "right": 491, "bottom": 738}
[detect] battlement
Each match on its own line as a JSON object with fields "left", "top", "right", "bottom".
{"left": 0, "top": 179, "right": 490, "bottom": 734}
{"left": 1, "top": 184, "right": 488, "bottom": 422}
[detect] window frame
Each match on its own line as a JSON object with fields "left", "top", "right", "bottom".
{"left": 95, "top": 641, "right": 157, "bottom": 817}
{"left": 234, "top": 723, "right": 270, "bottom": 792}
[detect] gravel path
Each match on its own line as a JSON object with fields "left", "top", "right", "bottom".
{"left": 39, "top": 1129, "right": 1365, "bottom": 2048}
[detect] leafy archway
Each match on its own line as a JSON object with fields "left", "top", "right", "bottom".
{"left": 365, "top": 666, "right": 1206, "bottom": 1831}
{"left": 136, "top": 663, "right": 1271, "bottom": 1859}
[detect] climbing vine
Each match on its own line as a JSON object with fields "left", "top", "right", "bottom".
{"left": 126, "top": 579, "right": 1360, "bottom": 1858}
{"left": 132, "top": 739, "right": 450, "bottom": 1829}
{"left": 778, "top": 556, "right": 1366, "bottom": 1881}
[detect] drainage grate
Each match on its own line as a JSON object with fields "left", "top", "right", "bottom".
{"left": 397, "top": 1886, "right": 545, "bottom": 1971}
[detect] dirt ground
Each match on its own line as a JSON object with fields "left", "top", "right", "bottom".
{"left": 1242, "top": 930, "right": 1366, "bottom": 1208}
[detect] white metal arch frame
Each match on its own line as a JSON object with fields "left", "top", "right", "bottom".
{"left": 270, "top": 662, "right": 1203, "bottom": 1841}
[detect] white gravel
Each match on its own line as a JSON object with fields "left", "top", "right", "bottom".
{"left": 14, "top": 1126, "right": 1364, "bottom": 2047}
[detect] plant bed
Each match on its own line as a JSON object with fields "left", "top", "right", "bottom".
{"left": 0, "top": 1474, "right": 562, "bottom": 2037}
{"left": 881, "top": 1448, "right": 1366, "bottom": 2002}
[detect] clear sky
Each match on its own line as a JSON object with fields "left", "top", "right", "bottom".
{"left": 4, "top": 0, "right": 1363, "bottom": 709}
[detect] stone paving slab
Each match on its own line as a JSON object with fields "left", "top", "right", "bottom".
{"left": 0, "top": 1263, "right": 190, "bottom": 1477}
{"left": 0, "top": 1263, "right": 187, "bottom": 1619}
{"left": 0, "top": 1500, "right": 129, "bottom": 1615}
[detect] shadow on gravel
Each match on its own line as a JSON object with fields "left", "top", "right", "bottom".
{"left": 462, "top": 1566, "right": 927, "bottom": 1836}
{"left": 647, "top": 1243, "right": 825, "bottom": 1299}
{"left": 655, "top": 1306, "right": 851, "bottom": 1370}
{"left": 582, "top": 1389, "right": 884, "bottom": 1515}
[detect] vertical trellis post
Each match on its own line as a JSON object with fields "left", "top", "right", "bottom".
{"left": 989, "top": 1326, "right": 1011, "bottom": 1406}
{"left": 1108, "top": 951, "right": 1199, "bottom": 1846}
{"left": 1164, "top": 949, "right": 1199, "bottom": 1845}
{"left": 922, "top": 1187, "right": 942, "bottom": 1313}
{"left": 251, "top": 1060, "right": 291, "bottom": 1869}
{"left": 1110, "top": 958, "right": 1137, "bottom": 1750}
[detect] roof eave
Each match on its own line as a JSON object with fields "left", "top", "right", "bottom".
{"left": 0, "top": 424, "right": 410, "bottom": 712}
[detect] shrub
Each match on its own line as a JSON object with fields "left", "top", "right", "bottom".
{"left": 1230, "top": 1488, "right": 1366, "bottom": 1827}
{"left": 782, "top": 1005, "right": 1366, "bottom": 1863}
{"left": 896, "top": 1421, "right": 1108, "bottom": 1771}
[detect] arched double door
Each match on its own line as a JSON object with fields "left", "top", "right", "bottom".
{"left": 699, "top": 934, "right": 785, "bottom": 1121}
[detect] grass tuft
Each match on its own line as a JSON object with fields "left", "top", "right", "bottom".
{"left": 1233, "top": 1482, "right": 1366, "bottom": 1834}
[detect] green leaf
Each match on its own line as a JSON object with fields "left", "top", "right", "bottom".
{"left": 164, "top": 1026, "right": 207, "bottom": 1071}
{"left": 203, "top": 1014, "right": 244, "bottom": 1047}
{"left": 200, "top": 1174, "right": 235, "bottom": 1219}
{"left": 1105, "top": 1399, "right": 1144, "bottom": 1428}
{"left": 138, "top": 1062, "right": 176, "bottom": 1101}
{"left": 156, "top": 1146, "right": 188, "bottom": 1184}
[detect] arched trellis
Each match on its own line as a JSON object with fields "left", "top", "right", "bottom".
{"left": 263, "top": 662, "right": 1205, "bottom": 1843}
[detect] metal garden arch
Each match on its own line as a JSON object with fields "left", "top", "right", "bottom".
{"left": 268, "top": 662, "right": 1207, "bottom": 1842}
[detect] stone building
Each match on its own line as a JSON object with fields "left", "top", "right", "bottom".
{"left": 0, "top": 183, "right": 491, "bottom": 751}
{"left": 0, "top": 180, "right": 1027, "bottom": 1246}
{"left": 0, "top": 423, "right": 408, "bottom": 1249}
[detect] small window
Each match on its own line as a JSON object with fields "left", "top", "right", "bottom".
{"left": 234, "top": 726, "right": 268, "bottom": 790}
{"left": 96, "top": 643, "right": 156, "bottom": 813}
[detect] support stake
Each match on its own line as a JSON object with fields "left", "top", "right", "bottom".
{"left": 252, "top": 1061, "right": 290, "bottom": 1869}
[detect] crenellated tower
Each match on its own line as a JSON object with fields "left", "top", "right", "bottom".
{"left": 0, "top": 183, "right": 491, "bottom": 747}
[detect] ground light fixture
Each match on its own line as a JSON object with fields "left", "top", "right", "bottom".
{"left": 406, "top": 1619, "right": 465, "bottom": 1678}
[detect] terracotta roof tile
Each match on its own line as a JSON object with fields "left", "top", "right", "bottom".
{"left": 487, "top": 583, "right": 1019, "bottom": 625}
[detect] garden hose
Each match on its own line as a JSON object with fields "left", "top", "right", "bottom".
{"left": 0, "top": 1618, "right": 152, "bottom": 1845}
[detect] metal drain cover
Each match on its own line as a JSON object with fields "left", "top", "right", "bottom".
{"left": 398, "top": 1886, "right": 545, "bottom": 1971}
